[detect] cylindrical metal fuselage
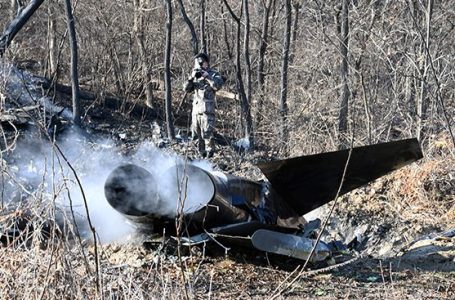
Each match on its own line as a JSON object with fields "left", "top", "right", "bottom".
{"left": 104, "top": 163, "right": 303, "bottom": 234}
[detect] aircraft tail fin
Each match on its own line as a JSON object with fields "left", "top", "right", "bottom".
{"left": 257, "top": 138, "right": 423, "bottom": 215}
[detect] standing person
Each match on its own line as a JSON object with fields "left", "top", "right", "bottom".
{"left": 183, "top": 53, "right": 224, "bottom": 158}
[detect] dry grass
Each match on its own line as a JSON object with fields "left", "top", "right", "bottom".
{"left": 2, "top": 0, "right": 455, "bottom": 295}
{"left": 1, "top": 95, "right": 454, "bottom": 299}
{"left": 386, "top": 135, "right": 455, "bottom": 229}
{"left": 1, "top": 138, "right": 454, "bottom": 299}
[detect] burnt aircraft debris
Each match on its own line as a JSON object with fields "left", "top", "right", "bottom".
{"left": 104, "top": 138, "right": 423, "bottom": 262}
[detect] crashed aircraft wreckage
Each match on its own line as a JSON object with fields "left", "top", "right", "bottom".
{"left": 104, "top": 138, "right": 423, "bottom": 262}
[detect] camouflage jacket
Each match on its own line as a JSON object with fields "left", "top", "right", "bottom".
{"left": 183, "top": 68, "right": 224, "bottom": 115}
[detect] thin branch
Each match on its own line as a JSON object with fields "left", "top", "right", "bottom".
{"left": 270, "top": 131, "right": 357, "bottom": 299}
{"left": 222, "top": 0, "right": 240, "bottom": 23}
{"left": 408, "top": 1, "right": 455, "bottom": 149}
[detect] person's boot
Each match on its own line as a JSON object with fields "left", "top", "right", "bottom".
{"left": 198, "top": 137, "right": 206, "bottom": 155}
{"left": 206, "top": 138, "right": 215, "bottom": 158}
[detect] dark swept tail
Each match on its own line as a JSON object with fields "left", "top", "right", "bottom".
{"left": 256, "top": 138, "right": 423, "bottom": 215}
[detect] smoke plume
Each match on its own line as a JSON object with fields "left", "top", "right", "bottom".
{"left": 1, "top": 130, "right": 215, "bottom": 244}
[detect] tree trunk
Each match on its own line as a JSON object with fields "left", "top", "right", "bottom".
{"left": 221, "top": 5, "right": 233, "bottom": 60}
{"left": 164, "top": 0, "right": 175, "bottom": 139}
{"left": 200, "top": 0, "right": 207, "bottom": 54}
{"left": 255, "top": 0, "right": 273, "bottom": 128}
{"left": 416, "top": 0, "right": 434, "bottom": 142}
{"left": 360, "top": 73, "right": 372, "bottom": 144}
{"left": 289, "top": 2, "right": 300, "bottom": 64}
{"left": 338, "top": 0, "right": 350, "bottom": 149}
{"left": 176, "top": 0, "right": 199, "bottom": 55}
{"left": 134, "top": 0, "right": 154, "bottom": 109}
{"left": 269, "top": 0, "right": 278, "bottom": 39}
{"left": 353, "top": 5, "right": 377, "bottom": 145}
{"left": 243, "top": 0, "right": 252, "bottom": 113}
{"left": 222, "top": 0, "right": 254, "bottom": 148}
{"left": 47, "top": 1, "right": 58, "bottom": 77}
{"left": 279, "top": 0, "right": 292, "bottom": 152}
{"left": 10, "top": 0, "right": 19, "bottom": 21}
{"left": 0, "top": 0, "right": 46, "bottom": 57}
{"left": 64, "top": 0, "right": 82, "bottom": 126}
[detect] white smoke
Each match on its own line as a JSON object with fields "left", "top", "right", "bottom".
{"left": 2, "top": 130, "right": 216, "bottom": 244}
{"left": 3, "top": 132, "right": 134, "bottom": 243}
{"left": 156, "top": 163, "right": 215, "bottom": 217}
{"left": 130, "top": 143, "right": 215, "bottom": 217}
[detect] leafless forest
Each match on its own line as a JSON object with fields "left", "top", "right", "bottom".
{"left": 1, "top": 0, "right": 454, "bottom": 152}
{"left": 1, "top": 0, "right": 454, "bottom": 299}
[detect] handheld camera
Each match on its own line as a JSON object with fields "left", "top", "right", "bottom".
{"left": 194, "top": 69, "right": 203, "bottom": 78}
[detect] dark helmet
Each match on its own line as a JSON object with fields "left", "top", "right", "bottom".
{"left": 195, "top": 53, "right": 209, "bottom": 64}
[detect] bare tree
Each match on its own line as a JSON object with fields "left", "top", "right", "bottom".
{"left": 200, "top": 0, "right": 207, "bottom": 54}
{"left": 415, "top": 0, "right": 434, "bottom": 142}
{"left": 46, "top": 0, "right": 58, "bottom": 78}
{"left": 337, "top": 0, "right": 350, "bottom": 149}
{"left": 255, "top": 0, "right": 274, "bottom": 127}
{"left": 10, "top": 0, "right": 21, "bottom": 21}
{"left": 0, "top": 0, "right": 46, "bottom": 57}
{"left": 279, "top": 0, "right": 292, "bottom": 151}
{"left": 289, "top": 0, "right": 301, "bottom": 64}
{"left": 5, "top": 0, "right": 455, "bottom": 156}
{"left": 64, "top": 0, "right": 81, "bottom": 126}
{"left": 353, "top": 3, "right": 378, "bottom": 145}
{"left": 164, "top": 0, "right": 175, "bottom": 139}
{"left": 222, "top": 0, "right": 255, "bottom": 148}
{"left": 221, "top": 5, "right": 233, "bottom": 60}
{"left": 134, "top": 0, "right": 154, "bottom": 109}
{"left": 176, "top": 0, "right": 199, "bottom": 55}
{"left": 243, "top": 0, "right": 252, "bottom": 112}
